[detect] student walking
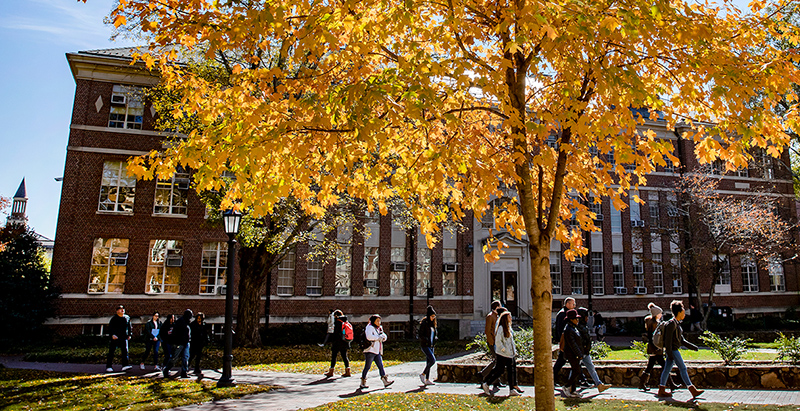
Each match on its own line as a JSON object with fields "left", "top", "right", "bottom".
{"left": 480, "top": 301, "right": 505, "bottom": 388}
{"left": 561, "top": 309, "right": 585, "bottom": 398}
{"left": 140, "top": 312, "right": 162, "bottom": 371}
{"left": 319, "top": 309, "right": 336, "bottom": 347}
{"left": 163, "top": 309, "right": 192, "bottom": 378}
{"left": 418, "top": 305, "right": 438, "bottom": 386}
{"left": 106, "top": 305, "right": 133, "bottom": 372}
{"left": 639, "top": 303, "right": 678, "bottom": 391}
{"left": 188, "top": 312, "right": 210, "bottom": 375}
{"left": 360, "top": 314, "right": 394, "bottom": 389}
{"left": 160, "top": 314, "right": 176, "bottom": 371}
{"left": 325, "top": 310, "right": 352, "bottom": 378}
{"left": 553, "top": 297, "right": 576, "bottom": 385}
{"left": 480, "top": 311, "right": 520, "bottom": 397}
{"left": 658, "top": 300, "right": 704, "bottom": 399}
{"left": 575, "top": 308, "right": 611, "bottom": 393}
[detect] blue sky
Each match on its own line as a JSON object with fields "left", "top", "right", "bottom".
{"left": 0, "top": 0, "right": 759, "bottom": 241}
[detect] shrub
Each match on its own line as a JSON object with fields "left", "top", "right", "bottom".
{"left": 466, "top": 328, "right": 537, "bottom": 361}
{"left": 590, "top": 340, "right": 611, "bottom": 359}
{"left": 698, "top": 330, "right": 752, "bottom": 365}
{"left": 630, "top": 340, "right": 649, "bottom": 359}
{"left": 775, "top": 332, "right": 800, "bottom": 364}
{"left": 465, "top": 333, "right": 490, "bottom": 356}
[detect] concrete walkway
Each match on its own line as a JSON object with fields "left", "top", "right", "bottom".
{"left": 2, "top": 355, "right": 798, "bottom": 410}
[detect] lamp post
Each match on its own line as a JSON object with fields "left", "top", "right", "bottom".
{"left": 217, "top": 209, "right": 242, "bottom": 388}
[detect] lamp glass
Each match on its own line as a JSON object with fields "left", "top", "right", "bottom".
{"left": 223, "top": 210, "right": 242, "bottom": 235}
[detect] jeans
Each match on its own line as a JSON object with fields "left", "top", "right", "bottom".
{"left": 553, "top": 351, "right": 567, "bottom": 382}
{"left": 106, "top": 339, "right": 129, "bottom": 368}
{"left": 483, "top": 355, "right": 516, "bottom": 388}
{"left": 421, "top": 346, "right": 436, "bottom": 379}
{"left": 581, "top": 354, "right": 602, "bottom": 385}
{"left": 164, "top": 343, "right": 190, "bottom": 376}
{"left": 660, "top": 350, "right": 693, "bottom": 387}
{"left": 330, "top": 345, "right": 350, "bottom": 368}
{"left": 141, "top": 339, "right": 160, "bottom": 365}
{"left": 188, "top": 344, "right": 205, "bottom": 372}
{"left": 361, "top": 352, "right": 386, "bottom": 379}
{"left": 161, "top": 342, "right": 173, "bottom": 367}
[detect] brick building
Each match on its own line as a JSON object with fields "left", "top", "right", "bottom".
{"left": 49, "top": 47, "right": 800, "bottom": 338}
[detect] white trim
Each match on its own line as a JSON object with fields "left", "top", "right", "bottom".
{"left": 70, "top": 124, "right": 185, "bottom": 139}
{"left": 96, "top": 210, "right": 134, "bottom": 216}
{"left": 59, "top": 293, "right": 473, "bottom": 302}
{"left": 61, "top": 293, "right": 230, "bottom": 300}
{"left": 151, "top": 213, "right": 189, "bottom": 218}
{"left": 70, "top": 145, "right": 149, "bottom": 156}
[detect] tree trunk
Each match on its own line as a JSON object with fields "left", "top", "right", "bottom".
{"left": 529, "top": 239, "right": 555, "bottom": 411}
{"left": 235, "top": 244, "right": 273, "bottom": 347}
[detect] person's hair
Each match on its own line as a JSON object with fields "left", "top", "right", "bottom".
{"left": 152, "top": 311, "right": 159, "bottom": 317}
{"left": 333, "top": 309, "right": 343, "bottom": 317}
{"left": 195, "top": 312, "right": 205, "bottom": 322}
{"left": 116, "top": 305, "right": 125, "bottom": 310}
{"left": 369, "top": 314, "right": 381, "bottom": 326}
{"left": 564, "top": 297, "right": 575, "bottom": 306}
{"left": 495, "top": 307, "right": 507, "bottom": 315}
{"left": 491, "top": 300, "right": 502, "bottom": 310}
{"left": 166, "top": 314, "right": 175, "bottom": 323}
{"left": 498, "top": 312, "right": 512, "bottom": 338}
{"left": 670, "top": 300, "right": 684, "bottom": 316}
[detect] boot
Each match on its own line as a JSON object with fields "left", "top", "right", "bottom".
{"left": 324, "top": 367, "right": 335, "bottom": 378}
{"left": 688, "top": 385, "right": 704, "bottom": 398}
{"left": 359, "top": 378, "right": 369, "bottom": 389}
{"left": 639, "top": 372, "right": 650, "bottom": 391}
{"left": 657, "top": 385, "right": 672, "bottom": 398}
{"left": 342, "top": 367, "right": 351, "bottom": 377}
{"left": 381, "top": 375, "right": 394, "bottom": 388}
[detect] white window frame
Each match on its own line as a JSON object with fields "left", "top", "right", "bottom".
{"left": 306, "top": 259, "right": 324, "bottom": 296}
{"left": 713, "top": 254, "right": 731, "bottom": 293}
{"left": 335, "top": 245, "right": 351, "bottom": 296}
{"left": 612, "top": 253, "right": 625, "bottom": 290}
{"left": 769, "top": 257, "right": 786, "bottom": 292}
{"left": 671, "top": 253, "right": 683, "bottom": 294}
{"left": 550, "top": 251, "right": 562, "bottom": 295}
{"left": 742, "top": 256, "right": 759, "bottom": 293}
{"left": 591, "top": 252, "right": 604, "bottom": 295}
{"left": 277, "top": 248, "right": 295, "bottom": 296}
{"left": 571, "top": 256, "right": 584, "bottom": 295}
{"left": 390, "top": 247, "right": 405, "bottom": 296}
{"left": 416, "top": 246, "right": 432, "bottom": 296}
{"left": 200, "top": 242, "right": 227, "bottom": 295}
{"left": 146, "top": 239, "right": 183, "bottom": 294}
{"left": 109, "top": 85, "right": 144, "bottom": 129}
{"left": 653, "top": 254, "right": 664, "bottom": 294}
{"left": 632, "top": 253, "right": 644, "bottom": 288}
{"left": 98, "top": 161, "right": 136, "bottom": 213}
{"left": 88, "top": 238, "right": 128, "bottom": 293}
{"left": 154, "top": 171, "right": 189, "bottom": 216}
{"left": 363, "top": 246, "right": 379, "bottom": 296}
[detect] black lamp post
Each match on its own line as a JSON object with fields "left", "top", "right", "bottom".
{"left": 217, "top": 209, "right": 242, "bottom": 388}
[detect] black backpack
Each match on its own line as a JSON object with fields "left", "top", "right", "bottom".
{"left": 358, "top": 329, "right": 372, "bottom": 350}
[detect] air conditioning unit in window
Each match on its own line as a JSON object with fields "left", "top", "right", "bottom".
{"left": 390, "top": 262, "right": 408, "bottom": 272}
{"left": 572, "top": 264, "right": 585, "bottom": 273}
{"left": 218, "top": 286, "right": 226, "bottom": 295}
{"left": 594, "top": 214, "right": 604, "bottom": 221}
{"left": 443, "top": 263, "right": 458, "bottom": 272}
{"left": 635, "top": 286, "right": 647, "bottom": 295}
{"left": 614, "top": 287, "right": 627, "bottom": 295}
{"left": 166, "top": 256, "right": 183, "bottom": 267}
{"left": 110, "top": 94, "right": 127, "bottom": 105}
{"left": 111, "top": 252, "right": 128, "bottom": 266}
{"left": 631, "top": 220, "right": 646, "bottom": 228}
{"left": 175, "top": 178, "right": 190, "bottom": 190}
{"left": 667, "top": 209, "right": 679, "bottom": 217}
{"left": 363, "top": 279, "right": 378, "bottom": 288}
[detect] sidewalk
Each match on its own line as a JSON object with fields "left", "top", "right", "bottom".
{"left": 2, "top": 355, "right": 798, "bottom": 410}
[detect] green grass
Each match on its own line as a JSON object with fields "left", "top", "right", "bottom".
{"left": 0, "top": 368, "right": 273, "bottom": 410}
{"left": 306, "top": 392, "right": 800, "bottom": 411}
{"left": 603, "top": 348, "right": 777, "bottom": 362}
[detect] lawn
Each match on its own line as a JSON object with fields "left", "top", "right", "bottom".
{"left": 306, "top": 393, "right": 800, "bottom": 411}
{"left": 602, "top": 348, "right": 777, "bottom": 362}
{"left": 0, "top": 368, "right": 273, "bottom": 410}
{"left": 21, "top": 340, "right": 469, "bottom": 375}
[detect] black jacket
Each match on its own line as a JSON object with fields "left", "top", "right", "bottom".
{"left": 663, "top": 317, "right": 698, "bottom": 355}
{"left": 562, "top": 323, "right": 584, "bottom": 360}
{"left": 143, "top": 319, "right": 161, "bottom": 341}
{"left": 418, "top": 317, "right": 437, "bottom": 348}
{"left": 161, "top": 320, "right": 176, "bottom": 344}
{"left": 332, "top": 316, "right": 350, "bottom": 349}
{"left": 172, "top": 315, "right": 192, "bottom": 345}
{"left": 189, "top": 321, "right": 210, "bottom": 348}
{"left": 553, "top": 308, "right": 568, "bottom": 342}
{"left": 577, "top": 322, "right": 592, "bottom": 354}
{"left": 108, "top": 314, "right": 132, "bottom": 340}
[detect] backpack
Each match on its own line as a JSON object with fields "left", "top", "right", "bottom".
{"left": 652, "top": 319, "right": 669, "bottom": 350}
{"left": 342, "top": 321, "right": 354, "bottom": 341}
{"left": 358, "top": 328, "right": 372, "bottom": 350}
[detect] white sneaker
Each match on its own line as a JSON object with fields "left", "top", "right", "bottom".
{"left": 121, "top": 365, "right": 132, "bottom": 371}
{"left": 481, "top": 382, "right": 492, "bottom": 396}
{"left": 106, "top": 368, "right": 114, "bottom": 372}
{"left": 508, "top": 388, "right": 521, "bottom": 397}
{"left": 424, "top": 379, "right": 435, "bottom": 386}
{"left": 139, "top": 363, "right": 145, "bottom": 370}
{"left": 318, "top": 343, "right": 324, "bottom": 347}
{"left": 154, "top": 365, "right": 162, "bottom": 371}
{"left": 420, "top": 373, "right": 426, "bottom": 384}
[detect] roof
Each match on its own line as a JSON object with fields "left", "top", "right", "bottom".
{"left": 74, "top": 45, "right": 188, "bottom": 63}
{"left": 14, "top": 178, "right": 26, "bottom": 199}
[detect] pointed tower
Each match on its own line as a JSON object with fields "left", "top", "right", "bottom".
{"left": 7, "top": 178, "right": 27, "bottom": 226}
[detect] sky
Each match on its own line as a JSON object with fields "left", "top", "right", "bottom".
{"left": 0, "top": 0, "right": 760, "bottom": 241}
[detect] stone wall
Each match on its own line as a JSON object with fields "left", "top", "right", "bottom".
{"left": 437, "top": 354, "right": 800, "bottom": 389}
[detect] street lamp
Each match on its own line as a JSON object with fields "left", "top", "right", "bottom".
{"left": 218, "top": 209, "right": 242, "bottom": 388}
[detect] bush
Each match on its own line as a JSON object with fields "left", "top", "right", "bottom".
{"left": 466, "top": 328, "right": 536, "bottom": 361}
{"left": 590, "top": 340, "right": 611, "bottom": 359}
{"left": 630, "top": 340, "right": 649, "bottom": 360}
{"left": 698, "top": 330, "right": 752, "bottom": 365}
{"left": 775, "top": 332, "right": 800, "bottom": 364}
{"left": 465, "top": 333, "right": 490, "bottom": 356}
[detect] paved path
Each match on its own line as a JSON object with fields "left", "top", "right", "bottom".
{"left": 2, "top": 356, "right": 798, "bottom": 410}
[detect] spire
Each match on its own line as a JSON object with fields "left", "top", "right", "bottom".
{"left": 13, "top": 178, "right": 26, "bottom": 199}
{"left": 7, "top": 178, "right": 28, "bottom": 227}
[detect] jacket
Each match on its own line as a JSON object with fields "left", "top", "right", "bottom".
{"left": 161, "top": 320, "right": 176, "bottom": 344}
{"left": 644, "top": 315, "right": 662, "bottom": 356}
{"left": 485, "top": 311, "right": 498, "bottom": 346}
{"left": 364, "top": 323, "right": 387, "bottom": 355}
{"left": 553, "top": 308, "right": 568, "bottom": 342}
{"left": 577, "top": 322, "right": 592, "bottom": 354}
{"left": 172, "top": 315, "right": 192, "bottom": 345}
{"left": 189, "top": 321, "right": 210, "bottom": 348}
{"left": 419, "top": 317, "right": 437, "bottom": 348}
{"left": 493, "top": 322, "right": 516, "bottom": 359}
{"left": 327, "top": 313, "right": 336, "bottom": 333}
{"left": 332, "top": 316, "right": 351, "bottom": 349}
{"left": 562, "top": 322, "right": 583, "bottom": 360}
{"left": 143, "top": 319, "right": 161, "bottom": 341}
{"left": 108, "top": 314, "right": 132, "bottom": 340}
{"left": 663, "top": 317, "right": 698, "bottom": 355}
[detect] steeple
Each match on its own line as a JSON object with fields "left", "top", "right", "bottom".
{"left": 7, "top": 178, "right": 27, "bottom": 226}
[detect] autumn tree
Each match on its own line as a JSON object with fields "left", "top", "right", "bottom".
{"left": 110, "top": 0, "right": 800, "bottom": 408}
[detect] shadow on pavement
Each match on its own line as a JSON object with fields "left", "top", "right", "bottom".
{"left": 305, "top": 377, "right": 340, "bottom": 386}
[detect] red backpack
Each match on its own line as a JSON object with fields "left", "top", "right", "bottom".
{"left": 342, "top": 320, "right": 354, "bottom": 341}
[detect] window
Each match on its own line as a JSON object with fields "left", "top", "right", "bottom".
{"left": 442, "top": 248, "right": 457, "bottom": 296}
{"left": 653, "top": 254, "right": 664, "bottom": 294}
{"left": 648, "top": 193, "right": 660, "bottom": 228}
{"left": 335, "top": 246, "right": 351, "bottom": 296}
{"left": 610, "top": 202, "right": 622, "bottom": 233}
{"left": 98, "top": 161, "right": 136, "bottom": 213}
{"left": 769, "top": 257, "right": 786, "bottom": 292}
{"left": 416, "top": 246, "right": 432, "bottom": 296}
{"left": 756, "top": 149, "right": 774, "bottom": 179}
{"left": 154, "top": 170, "right": 189, "bottom": 215}
{"left": 546, "top": 134, "right": 559, "bottom": 149}
{"left": 629, "top": 191, "right": 641, "bottom": 223}
{"left": 109, "top": 85, "right": 144, "bottom": 129}
{"left": 632, "top": 253, "right": 644, "bottom": 288}
{"left": 591, "top": 252, "right": 604, "bottom": 295}
{"left": 146, "top": 239, "right": 183, "bottom": 294}
{"left": 606, "top": 149, "right": 616, "bottom": 167}
{"left": 481, "top": 204, "right": 495, "bottom": 228}
{"left": 390, "top": 247, "right": 405, "bottom": 296}
{"left": 550, "top": 251, "right": 562, "bottom": 295}
{"left": 88, "top": 238, "right": 128, "bottom": 293}
{"left": 306, "top": 259, "right": 323, "bottom": 296}
{"left": 742, "top": 256, "right": 759, "bottom": 292}
{"left": 664, "top": 147, "right": 678, "bottom": 173}
{"left": 589, "top": 197, "right": 602, "bottom": 220}
{"left": 736, "top": 167, "right": 749, "bottom": 177}
{"left": 714, "top": 254, "right": 731, "bottom": 293}
{"left": 200, "top": 242, "right": 227, "bottom": 295}
{"left": 710, "top": 159, "right": 725, "bottom": 176}
{"left": 363, "top": 246, "right": 379, "bottom": 296}
{"left": 571, "top": 256, "right": 584, "bottom": 295}
{"left": 612, "top": 253, "right": 624, "bottom": 290}
{"left": 671, "top": 253, "right": 682, "bottom": 294}
{"left": 277, "top": 248, "right": 295, "bottom": 296}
